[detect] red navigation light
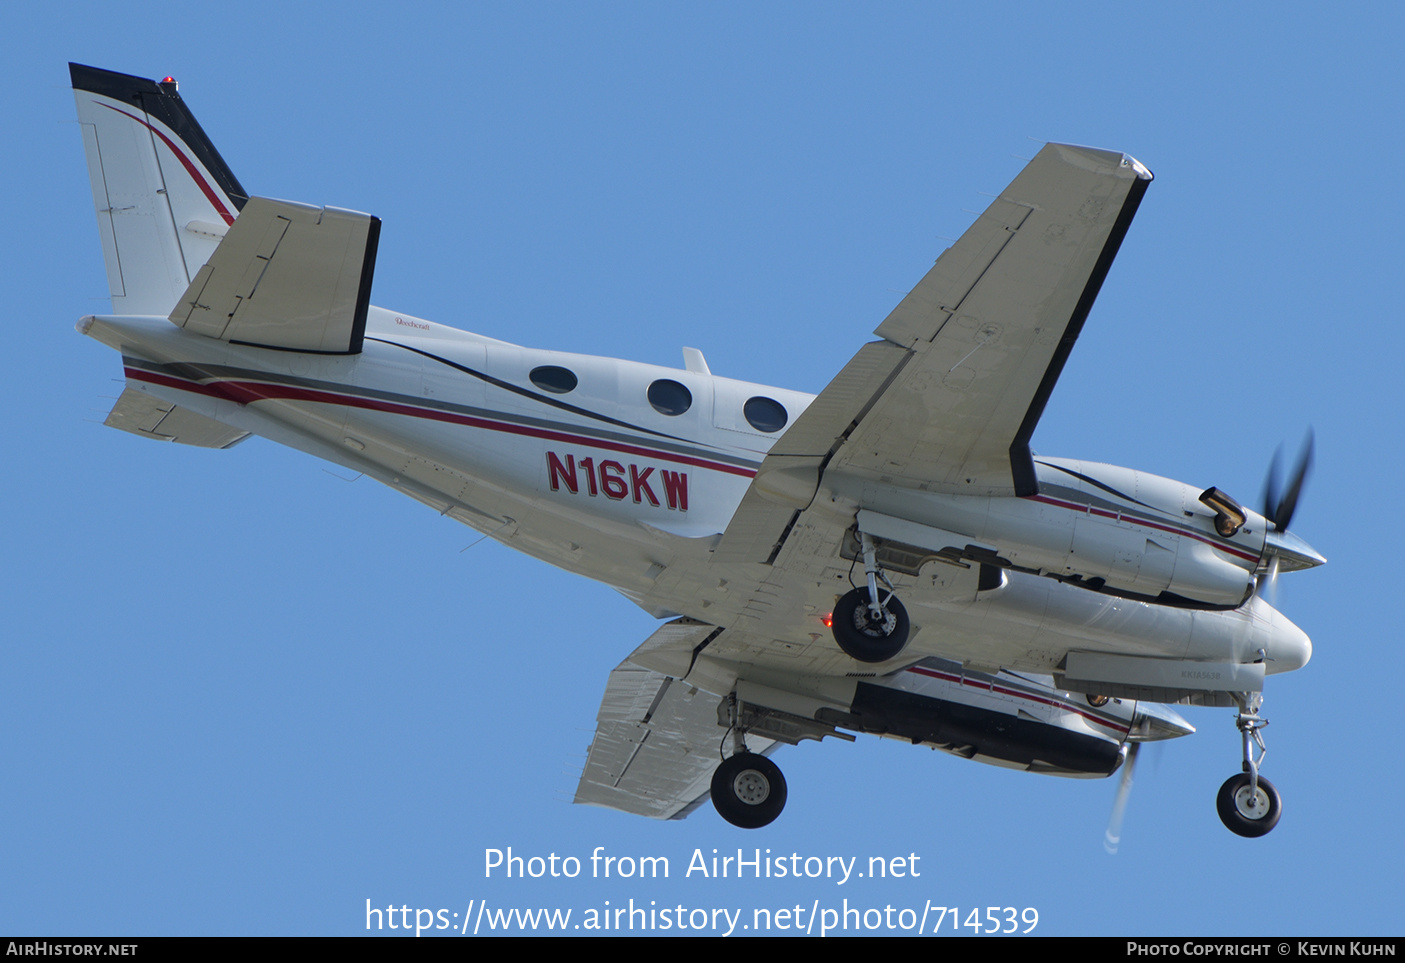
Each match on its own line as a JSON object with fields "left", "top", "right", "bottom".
{"left": 821, "top": 614, "right": 833, "bottom": 628}
{"left": 162, "top": 77, "right": 176, "bottom": 84}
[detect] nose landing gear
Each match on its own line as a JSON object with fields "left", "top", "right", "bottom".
{"left": 1217, "top": 693, "right": 1282, "bottom": 837}
{"left": 1217, "top": 772, "right": 1282, "bottom": 837}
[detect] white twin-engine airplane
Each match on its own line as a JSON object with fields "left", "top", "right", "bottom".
{"left": 72, "top": 64, "right": 1324, "bottom": 841}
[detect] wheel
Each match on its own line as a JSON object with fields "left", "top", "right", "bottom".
{"left": 831, "top": 588, "right": 910, "bottom": 663}
{"left": 710, "top": 753, "right": 787, "bottom": 829}
{"left": 1216, "top": 772, "right": 1282, "bottom": 837}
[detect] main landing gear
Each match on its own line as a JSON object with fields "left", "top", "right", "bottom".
{"left": 832, "top": 532, "right": 910, "bottom": 663}
{"left": 711, "top": 753, "right": 787, "bottom": 829}
{"left": 711, "top": 695, "right": 788, "bottom": 829}
{"left": 1217, "top": 693, "right": 1282, "bottom": 838}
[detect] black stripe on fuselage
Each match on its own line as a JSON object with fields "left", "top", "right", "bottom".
{"left": 369, "top": 338, "right": 711, "bottom": 447}
{"left": 1036, "top": 460, "right": 1156, "bottom": 511}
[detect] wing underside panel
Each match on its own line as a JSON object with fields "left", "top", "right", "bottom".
{"left": 855, "top": 144, "right": 1151, "bottom": 495}
{"left": 715, "top": 143, "right": 1151, "bottom": 566}
{"left": 575, "top": 630, "right": 778, "bottom": 820}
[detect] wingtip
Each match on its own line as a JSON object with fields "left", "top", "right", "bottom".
{"left": 1124, "top": 154, "right": 1154, "bottom": 181}
{"left": 1041, "top": 143, "right": 1153, "bottom": 181}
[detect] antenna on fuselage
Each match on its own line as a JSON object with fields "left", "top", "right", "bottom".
{"left": 682, "top": 347, "right": 711, "bottom": 375}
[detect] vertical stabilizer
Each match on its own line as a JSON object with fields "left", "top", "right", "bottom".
{"left": 70, "top": 64, "right": 248, "bottom": 316}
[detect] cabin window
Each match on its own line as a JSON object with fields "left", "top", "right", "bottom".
{"left": 529, "top": 365, "right": 578, "bottom": 394}
{"left": 647, "top": 379, "right": 692, "bottom": 416}
{"left": 743, "top": 396, "right": 788, "bottom": 433}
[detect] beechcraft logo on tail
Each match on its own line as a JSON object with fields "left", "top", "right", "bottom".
{"left": 547, "top": 452, "right": 688, "bottom": 511}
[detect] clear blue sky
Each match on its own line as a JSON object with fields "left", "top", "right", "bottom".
{"left": 4, "top": 2, "right": 1400, "bottom": 937}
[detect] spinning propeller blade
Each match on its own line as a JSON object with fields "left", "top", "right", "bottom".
{"left": 1256, "top": 431, "right": 1322, "bottom": 597}
{"left": 1104, "top": 742, "right": 1139, "bottom": 855}
{"left": 1262, "top": 431, "right": 1314, "bottom": 533}
{"left": 1262, "top": 554, "right": 1281, "bottom": 606}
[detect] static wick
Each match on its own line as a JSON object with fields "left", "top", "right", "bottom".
{"left": 460, "top": 520, "right": 511, "bottom": 554}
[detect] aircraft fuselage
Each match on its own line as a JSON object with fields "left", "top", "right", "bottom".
{"left": 81, "top": 306, "right": 1311, "bottom": 682}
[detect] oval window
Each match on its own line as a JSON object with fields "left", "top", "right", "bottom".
{"left": 529, "top": 365, "right": 578, "bottom": 394}
{"left": 647, "top": 379, "right": 692, "bottom": 416}
{"left": 743, "top": 396, "right": 788, "bottom": 433}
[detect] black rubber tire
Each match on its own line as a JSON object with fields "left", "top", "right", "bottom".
{"left": 710, "top": 753, "right": 787, "bottom": 829}
{"left": 831, "top": 587, "right": 910, "bottom": 663}
{"left": 1216, "top": 772, "right": 1282, "bottom": 837}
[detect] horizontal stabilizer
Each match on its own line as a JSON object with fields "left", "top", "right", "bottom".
{"left": 169, "top": 197, "right": 381, "bottom": 354}
{"left": 104, "top": 385, "right": 249, "bottom": 448}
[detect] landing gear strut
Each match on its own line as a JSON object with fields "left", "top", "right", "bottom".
{"left": 831, "top": 532, "right": 910, "bottom": 663}
{"left": 711, "top": 695, "right": 788, "bottom": 829}
{"left": 1217, "top": 693, "right": 1282, "bottom": 837}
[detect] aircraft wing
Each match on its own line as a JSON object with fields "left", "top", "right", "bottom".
{"left": 716, "top": 143, "right": 1152, "bottom": 564}
{"left": 169, "top": 197, "right": 381, "bottom": 354}
{"left": 575, "top": 622, "right": 778, "bottom": 820}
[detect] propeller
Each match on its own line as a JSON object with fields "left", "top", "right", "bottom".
{"left": 1258, "top": 431, "right": 1316, "bottom": 604}
{"left": 1102, "top": 704, "right": 1192, "bottom": 853}
{"left": 1103, "top": 742, "right": 1139, "bottom": 855}
{"left": 1262, "top": 430, "right": 1314, "bottom": 534}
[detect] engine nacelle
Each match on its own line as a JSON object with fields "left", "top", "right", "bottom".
{"left": 857, "top": 459, "right": 1267, "bottom": 608}
{"left": 815, "top": 658, "right": 1192, "bottom": 778}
